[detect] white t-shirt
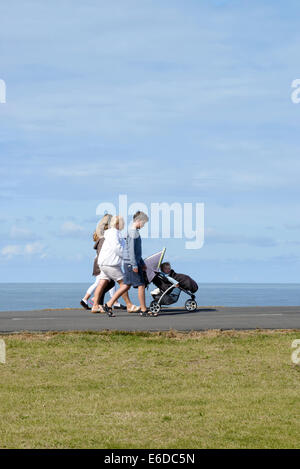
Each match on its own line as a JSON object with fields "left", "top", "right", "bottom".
{"left": 98, "top": 228, "right": 125, "bottom": 267}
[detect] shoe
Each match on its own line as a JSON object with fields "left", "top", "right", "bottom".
{"left": 104, "top": 303, "right": 115, "bottom": 317}
{"left": 80, "top": 299, "right": 91, "bottom": 310}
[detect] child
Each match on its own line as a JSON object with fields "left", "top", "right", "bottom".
{"left": 80, "top": 215, "right": 126, "bottom": 311}
{"left": 92, "top": 215, "right": 139, "bottom": 315}
{"left": 160, "top": 262, "right": 198, "bottom": 293}
{"left": 103, "top": 211, "right": 149, "bottom": 315}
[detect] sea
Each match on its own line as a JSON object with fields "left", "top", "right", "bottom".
{"left": 0, "top": 283, "right": 299, "bottom": 312}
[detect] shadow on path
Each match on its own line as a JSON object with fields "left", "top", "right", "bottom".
{"left": 157, "top": 307, "right": 217, "bottom": 317}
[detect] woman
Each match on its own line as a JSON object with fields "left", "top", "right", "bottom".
{"left": 80, "top": 214, "right": 115, "bottom": 311}
{"left": 91, "top": 215, "right": 139, "bottom": 315}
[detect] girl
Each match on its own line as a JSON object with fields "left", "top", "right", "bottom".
{"left": 91, "top": 215, "right": 139, "bottom": 315}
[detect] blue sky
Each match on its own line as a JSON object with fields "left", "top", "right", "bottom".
{"left": 1, "top": 0, "right": 300, "bottom": 282}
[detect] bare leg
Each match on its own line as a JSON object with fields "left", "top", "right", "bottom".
{"left": 138, "top": 285, "right": 147, "bottom": 311}
{"left": 92, "top": 279, "right": 109, "bottom": 311}
{"left": 119, "top": 286, "right": 140, "bottom": 312}
{"left": 106, "top": 280, "right": 130, "bottom": 308}
{"left": 121, "top": 290, "right": 133, "bottom": 308}
{"left": 109, "top": 285, "right": 120, "bottom": 307}
{"left": 121, "top": 292, "right": 131, "bottom": 307}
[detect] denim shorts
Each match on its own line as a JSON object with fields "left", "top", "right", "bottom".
{"left": 123, "top": 263, "right": 145, "bottom": 288}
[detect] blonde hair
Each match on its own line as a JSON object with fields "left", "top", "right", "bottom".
{"left": 110, "top": 215, "right": 125, "bottom": 230}
{"left": 96, "top": 214, "right": 113, "bottom": 238}
{"left": 93, "top": 231, "right": 99, "bottom": 242}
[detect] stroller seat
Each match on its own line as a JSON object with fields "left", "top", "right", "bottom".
{"left": 143, "top": 248, "right": 198, "bottom": 315}
{"left": 151, "top": 272, "right": 195, "bottom": 308}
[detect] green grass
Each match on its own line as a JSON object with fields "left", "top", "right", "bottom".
{"left": 0, "top": 330, "right": 299, "bottom": 449}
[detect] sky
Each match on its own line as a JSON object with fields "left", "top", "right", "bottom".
{"left": 0, "top": 0, "right": 300, "bottom": 283}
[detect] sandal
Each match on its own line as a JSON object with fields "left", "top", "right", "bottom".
{"left": 104, "top": 303, "right": 115, "bottom": 317}
{"left": 91, "top": 305, "right": 105, "bottom": 314}
{"left": 139, "top": 309, "right": 150, "bottom": 317}
{"left": 127, "top": 305, "right": 140, "bottom": 313}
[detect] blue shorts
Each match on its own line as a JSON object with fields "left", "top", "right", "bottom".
{"left": 123, "top": 263, "right": 145, "bottom": 288}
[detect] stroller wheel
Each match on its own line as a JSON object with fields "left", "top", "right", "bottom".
{"left": 185, "top": 299, "right": 197, "bottom": 311}
{"left": 149, "top": 301, "right": 161, "bottom": 316}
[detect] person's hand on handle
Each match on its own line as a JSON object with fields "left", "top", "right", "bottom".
{"left": 132, "top": 262, "right": 146, "bottom": 273}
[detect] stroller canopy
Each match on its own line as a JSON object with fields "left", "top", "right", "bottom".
{"left": 144, "top": 248, "right": 166, "bottom": 283}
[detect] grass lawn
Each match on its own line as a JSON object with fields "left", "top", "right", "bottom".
{"left": 0, "top": 329, "right": 299, "bottom": 449}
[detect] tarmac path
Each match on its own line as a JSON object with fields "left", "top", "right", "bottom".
{"left": 0, "top": 306, "right": 299, "bottom": 333}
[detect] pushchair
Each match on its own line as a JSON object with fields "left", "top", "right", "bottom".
{"left": 143, "top": 248, "right": 198, "bottom": 316}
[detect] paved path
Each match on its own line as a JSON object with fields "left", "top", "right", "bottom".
{"left": 0, "top": 306, "right": 299, "bottom": 332}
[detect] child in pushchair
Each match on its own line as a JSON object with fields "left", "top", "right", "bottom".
{"left": 143, "top": 249, "right": 198, "bottom": 316}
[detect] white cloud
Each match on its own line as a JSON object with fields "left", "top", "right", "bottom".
{"left": 24, "top": 242, "right": 45, "bottom": 255}
{"left": 1, "top": 245, "right": 22, "bottom": 259}
{"left": 10, "top": 226, "right": 38, "bottom": 241}
{"left": 0, "top": 242, "right": 46, "bottom": 259}
{"left": 59, "top": 221, "right": 86, "bottom": 238}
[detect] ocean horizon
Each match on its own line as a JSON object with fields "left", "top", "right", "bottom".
{"left": 0, "top": 282, "right": 299, "bottom": 312}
